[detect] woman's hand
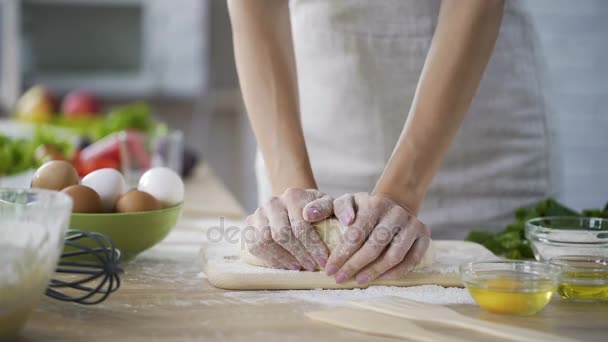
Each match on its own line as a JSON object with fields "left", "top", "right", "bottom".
{"left": 326, "top": 193, "right": 430, "bottom": 284}
{"left": 245, "top": 188, "right": 333, "bottom": 271}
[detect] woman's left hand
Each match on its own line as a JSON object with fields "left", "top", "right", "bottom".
{"left": 326, "top": 192, "right": 430, "bottom": 284}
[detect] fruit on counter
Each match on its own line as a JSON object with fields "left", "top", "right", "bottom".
{"left": 137, "top": 167, "right": 184, "bottom": 207}
{"left": 61, "top": 185, "right": 103, "bottom": 213}
{"left": 73, "top": 138, "right": 120, "bottom": 177}
{"left": 466, "top": 198, "right": 608, "bottom": 260}
{"left": 81, "top": 168, "right": 126, "bottom": 212}
{"left": 14, "top": 85, "right": 56, "bottom": 123}
{"left": 31, "top": 160, "right": 79, "bottom": 191}
{"left": 75, "top": 134, "right": 121, "bottom": 172}
{"left": 13, "top": 88, "right": 159, "bottom": 142}
{"left": 115, "top": 190, "right": 162, "bottom": 213}
{"left": 61, "top": 89, "right": 101, "bottom": 118}
{"left": 77, "top": 131, "right": 149, "bottom": 175}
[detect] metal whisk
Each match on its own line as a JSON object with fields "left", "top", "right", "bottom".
{"left": 46, "top": 230, "right": 123, "bottom": 305}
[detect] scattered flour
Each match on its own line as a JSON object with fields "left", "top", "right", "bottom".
{"left": 222, "top": 285, "right": 474, "bottom": 306}
{"left": 198, "top": 224, "right": 486, "bottom": 307}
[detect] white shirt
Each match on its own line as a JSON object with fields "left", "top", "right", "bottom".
{"left": 256, "top": 0, "right": 557, "bottom": 239}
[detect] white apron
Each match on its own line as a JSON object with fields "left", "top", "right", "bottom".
{"left": 256, "top": 0, "right": 558, "bottom": 239}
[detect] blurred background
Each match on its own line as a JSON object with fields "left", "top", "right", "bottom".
{"left": 0, "top": 0, "right": 606, "bottom": 214}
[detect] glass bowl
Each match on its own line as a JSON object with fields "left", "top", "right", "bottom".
{"left": 549, "top": 255, "right": 608, "bottom": 302}
{"left": 525, "top": 217, "right": 608, "bottom": 261}
{"left": 0, "top": 188, "right": 72, "bottom": 338}
{"left": 460, "top": 261, "right": 561, "bottom": 315}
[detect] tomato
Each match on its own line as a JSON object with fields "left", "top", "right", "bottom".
{"left": 76, "top": 157, "right": 120, "bottom": 177}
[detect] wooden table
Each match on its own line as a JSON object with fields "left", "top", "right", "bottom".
{"left": 21, "top": 166, "right": 608, "bottom": 341}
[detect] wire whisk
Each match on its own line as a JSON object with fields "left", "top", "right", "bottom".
{"left": 46, "top": 230, "right": 123, "bottom": 305}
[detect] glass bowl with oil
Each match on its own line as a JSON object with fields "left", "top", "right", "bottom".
{"left": 460, "top": 261, "right": 561, "bottom": 315}
{"left": 549, "top": 255, "right": 608, "bottom": 302}
{"left": 525, "top": 217, "right": 608, "bottom": 261}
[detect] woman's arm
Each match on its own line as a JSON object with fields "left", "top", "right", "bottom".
{"left": 228, "top": 1, "right": 333, "bottom": 270}
{"left": 228, "top": 0, "right": 316, "bottom": 194}
{"left": 374, "top": 0, "right": 505, "bottom": 213}
{"left": 327, "top": 0, "right": 505, "bottom": 284}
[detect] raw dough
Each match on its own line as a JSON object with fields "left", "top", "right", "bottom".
{"left": 241, "top": 218, "right": 435, "bottom": 270}
{"left": 203, "top": 239, "right": 495, "bottom": 290}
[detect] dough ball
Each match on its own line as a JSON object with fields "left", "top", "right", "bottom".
{"left": 241, "top": 218, "right": 435, "bottom": 271}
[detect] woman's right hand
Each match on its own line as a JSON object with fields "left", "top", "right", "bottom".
{"left": 244, "top": 188, "right": 334, "bottom": 271}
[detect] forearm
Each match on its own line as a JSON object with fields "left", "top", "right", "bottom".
{"left": 374, "top": 0, "right": 504, "bottom": 213}
{"left": 228, "top": 0, "right": 316, "bottom": 194}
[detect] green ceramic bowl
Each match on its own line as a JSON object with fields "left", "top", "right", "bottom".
{"left": 68, "top": 204, "right": 182, "bottom": 262}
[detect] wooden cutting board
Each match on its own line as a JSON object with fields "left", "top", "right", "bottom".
{"left": 200, "top": 236, "right": 498, "bottom": 290}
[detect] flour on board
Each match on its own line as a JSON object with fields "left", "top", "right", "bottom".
{"left": 222, "top": 285, "right": 475, "bottom": 306}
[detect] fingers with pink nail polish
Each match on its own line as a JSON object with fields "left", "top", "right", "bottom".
{"left": 245, "top": 187, "right": 335, "bottom": 272}
{"left": 326, "top": 192, "right": 430, "bottom": 285}
{"left": 333, "top": 194, "right": 355, "bottom": 226}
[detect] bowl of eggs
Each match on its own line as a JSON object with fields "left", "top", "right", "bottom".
{"left": 31, "top": 161, "right": 184, "bottom": 261}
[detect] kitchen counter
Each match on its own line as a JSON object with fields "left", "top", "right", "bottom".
{"left": 21, "top": 165, "right": 608, "bottom": 341}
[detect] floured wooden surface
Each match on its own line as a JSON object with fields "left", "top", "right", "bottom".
{"left": 306, "top": 307, "right": 466, "bottom": 342}
{"left": 200, "top": 230, "right": 498, "bottom": 290}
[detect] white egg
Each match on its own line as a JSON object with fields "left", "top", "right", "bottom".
{"left": 81, "top": 168, "right": 127, "bottom": 212}
{"left": 137, "top": 167, "right": 184, "bottom": 207}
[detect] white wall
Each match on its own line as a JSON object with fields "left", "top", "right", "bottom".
{"left": 202, "top": 1, "right": 258, "bottom": 213}
{"left": 147, "top": 0, "right": 208, "bottom": 97}
{"left": 523, "top": 1, "right": 608, "bottom": 210}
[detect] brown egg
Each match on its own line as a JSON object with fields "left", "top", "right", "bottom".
{"left": 115, "top": 190, "right": 161, "bottom": 213}
{"left": 61, "top": 185, "right": 103, "bottom": 213}
{"left": 31, "top": 160, "right": 79, "bottom": 191}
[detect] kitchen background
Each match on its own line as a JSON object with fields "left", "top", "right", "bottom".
{"left": 0, "top": 0, "right": 606, "bottom": 214}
